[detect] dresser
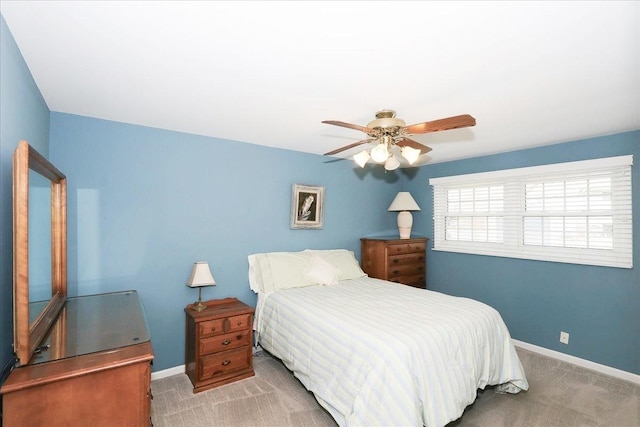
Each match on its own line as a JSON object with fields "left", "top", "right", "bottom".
{"left": 1, "top": 291, "right": 154, "bottom": 427}
{"left": 185, "top": 297, "right": 254, "bottom": 393}
{"left": 360, "top": 237, "right": 428, "bottom": 288}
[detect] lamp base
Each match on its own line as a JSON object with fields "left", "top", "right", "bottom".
{"left": 191, "top": 301, "right": 206, "bottom": 312}
{"left": 191, "top": 287, "right": 207, "bottom": 311}
{"left": 398, "top": 227, "right": 412, "bottom": 239}
{"left": 397, "top": 211, "right": 413, "bottom": 239}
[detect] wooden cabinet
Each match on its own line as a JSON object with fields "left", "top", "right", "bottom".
{"left": 185, "top": 297, "right": 254, "bottom": 393}
{"left": 361, "top": 237, "right": 428, "bottom": 288}
{"left": 1, "top": 291, "right": 154, "bottom": 427}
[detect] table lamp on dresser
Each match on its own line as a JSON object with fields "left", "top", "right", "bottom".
{"left": 186, "top": 261, "right": 216, "bottom": 311}
{"left": 388, "top": 192, "right": 421, "bottom": 239}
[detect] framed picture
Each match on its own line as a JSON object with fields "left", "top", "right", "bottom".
{"left": 290, "top": 184, "right": 325, "bottom": 229}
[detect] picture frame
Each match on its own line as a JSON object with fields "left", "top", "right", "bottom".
{"left": 290, "top": 184, "right": 325, "bottom": 229}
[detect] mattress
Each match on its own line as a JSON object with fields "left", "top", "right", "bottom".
{"left": 255, "top": 277, "right": 528, "bottom": 427}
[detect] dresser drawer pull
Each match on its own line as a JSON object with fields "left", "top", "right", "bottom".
{"left": 222, "top": 339, "right": 231, "bottom": 345}
{"left": 222, "top": 359, "right": 231, "bottom": 366}
{"left": 211, "top": 327, "right": 216, "bottom": 332}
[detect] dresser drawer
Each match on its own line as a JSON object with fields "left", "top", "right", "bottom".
{"left": 388, "top": 252, "right": 424, "bottom": 267}
{"left": 389, "top": 274, "right": 426, "bottom": 288}
{"left": 386, "top": 242, "right": 426, "bottom": 255}
{"left": 198, "top": 313, "right": 252, "bottom": 337}
{"left": 387, "top": 263, "right": 425, "bottom": 278}
{"left": 199, "top": 330, "right": 251, "bottom": 356}
{"left": 199, "top": 347, "right": 251, "bottom": 381}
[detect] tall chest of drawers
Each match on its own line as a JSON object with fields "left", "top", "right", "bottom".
{"left": 360, "top": 237, "right": 428, "bottom": 288}
{"left": 185, "top": 297, "right": 254, "bottom": 393}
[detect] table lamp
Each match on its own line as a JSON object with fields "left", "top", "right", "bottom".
{"left": 186, "top": 261, "right": 216, "bottom": 311}
{"left": 388, "top": 192, "right": 421, "bottom": 239}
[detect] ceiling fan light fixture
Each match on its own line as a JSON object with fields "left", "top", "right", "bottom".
{"left": 353, "top": 150, "right": 370, "bottom": 168}
{"left": 384, "top": 155, "right": 400, "bottom": 171}
{"left": 401, "top": 146, "right": 421, "bottom": 165}
{"left": 370, "top": 142, "right": 389, "bottom": 163}
{"left": 322, "top": 109, "right": 476, "bottom": 170}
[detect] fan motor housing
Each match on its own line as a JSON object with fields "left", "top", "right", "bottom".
{"left": 367, "top": 110, "right": 406, "bottom": 131}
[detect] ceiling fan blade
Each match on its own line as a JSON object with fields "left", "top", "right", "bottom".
{"left": 395, "top": 138, "right": 433, "bottom": 154}
{"left": 322, "top": 120, "right": 374, "bottom": 134}
{"left": 404, "top": 114, "right": 476, "bottom": 135}
{"left": 324, "top": 138, "right": 373, "bottom": 156}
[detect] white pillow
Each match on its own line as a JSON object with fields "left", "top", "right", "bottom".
{"left": 305, "top": 255, "right": 341, "bottom": 286}
{"left": 248, "top": 251, "right": 315, "bottom": 294}
{"left": 248, "top": 254, "right": 264, "bottom": 293}
{"left": 248, "top": 249, "right": 367, "bottom": 294}
{"left": 303, "top": 249, "right": 367, "bottom": 280}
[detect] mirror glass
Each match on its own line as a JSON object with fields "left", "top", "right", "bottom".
{"left": 28, "top": 169, "right": 52, "bottom": 318}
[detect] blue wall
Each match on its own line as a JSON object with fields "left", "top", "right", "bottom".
{"left": 406, "top": 132, "right": 640, "bottom": 374}
{"left": 49, "top": 113, "right": 401, "bottom": 371}
{"left": 0, "top": 16, "right": 50, "bottom": 376}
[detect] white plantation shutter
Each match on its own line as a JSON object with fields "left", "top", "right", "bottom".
{"left": 430, "top": 155, "right": 633, "bottom": 268}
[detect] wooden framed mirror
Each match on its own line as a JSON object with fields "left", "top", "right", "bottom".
{"left": 13, "top": 140, "right": 67, "bottom": 365}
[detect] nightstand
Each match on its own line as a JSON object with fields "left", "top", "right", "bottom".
{"left": 361, "top": 237, "right": 428, "bottom": 288}
{"left": 185, "top": 297, "right": 254, "bottom": 393}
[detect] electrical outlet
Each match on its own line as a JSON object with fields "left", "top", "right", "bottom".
{"left": 560, "top": 331, "right": 569, "bottom": 344}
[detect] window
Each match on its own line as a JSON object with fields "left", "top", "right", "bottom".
{"left": 430, "top": 156, "right": 633, "bottom": 268}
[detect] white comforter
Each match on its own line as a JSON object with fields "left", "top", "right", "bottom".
{"left": 255, "top": 277, "right": 529, "bottom": 427}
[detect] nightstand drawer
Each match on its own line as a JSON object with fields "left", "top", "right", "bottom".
{"left": 387, "top": 242, "right": 426, "bottom": 255}
{"left": 199, "top": 347, "right": 251, "bottom": 380}
{"left": 199, "top": 330, "right": 251, "bottom": 356}
{"left": 198, "top": 313, "right": 252, "bottom": 337}
{"left": 388, "top": 253, "right": 424, "bottom": 267}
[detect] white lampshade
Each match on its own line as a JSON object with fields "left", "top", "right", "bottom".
{"left": 370, "top": 142, "right": 389, "bottom": 162}
{"left": 384, "top": 155, "right": 400, "bottom": 171}
{"left": 186, "top": 261, "right": 216, "bottom": 312}
{"left": 388, "top": 192, "right": 421, "bottom": 212}
{"left": 186, "top": 261, "right": 216, "bottom": 288}
{"left": 353, "top": 150, "right": 370, "bottom": 168}
{"left": 400, "top": 146, "right": 421, "bottom": 165}
{"left": 388, "top": 192, "right": 420, "bottom": 239}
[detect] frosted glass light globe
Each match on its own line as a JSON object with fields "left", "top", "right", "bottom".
{"left": 385, "top": 155, "right": 400, "bottom": 171}
{"left": 353, "top": 150, "right": 370, "bottom": 168}
{"left": 370, "top": 143, "right": 389, "bottom": 162}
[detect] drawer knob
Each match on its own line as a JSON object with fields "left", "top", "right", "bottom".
{"left": 222, "top": 359, "right": 231, "bottom": 366}
{"left": 222, "top": 339, "right": 231, "bottom": 346}
{"left": 211, "top": 327, "right": 216, "bottom": 332}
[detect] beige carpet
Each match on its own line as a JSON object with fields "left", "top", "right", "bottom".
{"left": 151, "top": 348, "right": 640, "bottom": 427}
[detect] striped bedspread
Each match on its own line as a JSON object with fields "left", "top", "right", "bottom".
{"left": 255, "top": 277, "right": 528, "bottom": 427}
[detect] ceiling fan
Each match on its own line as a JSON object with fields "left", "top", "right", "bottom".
{"left": 322, "top": 110, "right": 476, "bottom": 170}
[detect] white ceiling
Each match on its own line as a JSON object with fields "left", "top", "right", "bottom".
{"left": 1, "top": 1, "right": 639, "bottom": 165}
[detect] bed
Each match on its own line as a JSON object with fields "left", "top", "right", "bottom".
{"left": 249, "top": 249, "right": 528, "bottom": 427}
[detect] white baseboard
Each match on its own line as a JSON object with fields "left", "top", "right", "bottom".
{"left": 151, "top": 341, "right": 639, "bottom": 385}
{"left": 513, "top": 339, "right": 640, "bottom": 385}
{"left": 151, "top": 364, "right": 184, "bottom": 381}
